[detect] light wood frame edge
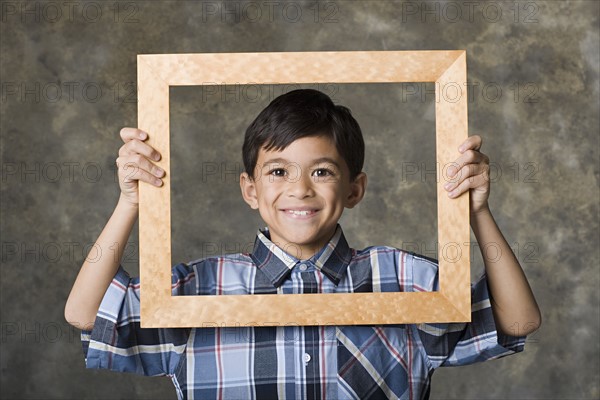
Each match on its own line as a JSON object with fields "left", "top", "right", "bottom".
{"left": 137, "top": 50, "right": 471, "bottom": 328}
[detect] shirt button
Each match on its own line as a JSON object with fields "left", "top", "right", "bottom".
{"left": 303, "top": 353, "right": 311, "bottom": 363}
{"left": 299, "top": 264, "right": 307, "bottom": 271}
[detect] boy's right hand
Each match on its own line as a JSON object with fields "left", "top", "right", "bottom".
{"left": 116, "top": 127, "right": 165, "bottom": 207}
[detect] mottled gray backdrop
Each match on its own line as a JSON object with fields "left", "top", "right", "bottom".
{"left": 1, "top": 0, "right": 598, "bottom": 398}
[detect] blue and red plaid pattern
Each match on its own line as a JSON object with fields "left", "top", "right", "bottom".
{"left": 81, "top": 223, "right": 527, "bottom": 399}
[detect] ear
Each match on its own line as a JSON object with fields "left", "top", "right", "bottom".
{"left": 240, "top": 172, "right": 259, "bottom": 210}
{"left": 344, "top": 172, "right": 367, "bottom": 209}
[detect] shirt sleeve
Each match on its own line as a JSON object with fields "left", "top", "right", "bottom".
{"left": 80, "top": 263, "right": 195, "bottom": 376}
{"left": 407, "top": 253, "right": 528, "bottom": 370}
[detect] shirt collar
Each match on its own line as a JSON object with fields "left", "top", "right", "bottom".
{"left": 249, "top": 223, "right": 353, "bottom": 288}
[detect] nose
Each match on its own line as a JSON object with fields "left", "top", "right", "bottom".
{"left": 286, "top": 170, "right": 315, "bottom": 198}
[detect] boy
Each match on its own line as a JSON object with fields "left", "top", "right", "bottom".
{"left": 65, "top": 89, "right": 541, "bottom": 399}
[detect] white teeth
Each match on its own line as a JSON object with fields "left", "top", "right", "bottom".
{"left": 287, "top": 210, "right": 313, "bottom": 215}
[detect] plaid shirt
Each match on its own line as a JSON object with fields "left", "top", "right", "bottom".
{"left": 81, "top": 223, "right": 527, "bottom": 399}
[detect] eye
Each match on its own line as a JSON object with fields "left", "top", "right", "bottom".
{"left": 313, "top": 168, "right": 335, "bottom": 178}
{"left": 267, "top": 168, "right": 286, "bottom": 177}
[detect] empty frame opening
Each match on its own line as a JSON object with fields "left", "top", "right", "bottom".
{"left": 169, "top": 82, "right": 439, "bottom": 293}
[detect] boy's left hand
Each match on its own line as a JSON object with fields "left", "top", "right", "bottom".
{"left": 444, "top": 134, "right": 490, "bottom": 214}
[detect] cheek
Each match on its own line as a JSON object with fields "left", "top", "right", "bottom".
{"left": 321, "top": 187, "right": 345, "bottom": 205}
{"left": 258, "top": 186, "right": 279, "bottom": 206}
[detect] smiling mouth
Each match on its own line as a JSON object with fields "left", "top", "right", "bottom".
{"left": 281, "top": 209, "right": 319, "bottom": 218}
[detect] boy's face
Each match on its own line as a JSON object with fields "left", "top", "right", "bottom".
{"left": 240, "top": 135, "right": 367, "bottom": 261}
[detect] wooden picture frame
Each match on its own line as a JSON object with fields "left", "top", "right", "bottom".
{"left": 137, "top": 50, "right": 470, "bottom": 328}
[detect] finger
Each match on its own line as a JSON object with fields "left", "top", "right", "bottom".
{"left": 119, "top": 153, "right": 165, "bottom": 178}
{"left": 120, "top": 127, "right": 147, "bottom": 143}
{"left": 118, "top": 138, "right": 162, "bottom": 161}
{"left": 458, "top": 135, "right": 483, "bottom": 153}
{"left": 446, "top": 149, "right": 487, "bottom": 179}
{"left": 444, "top": 163, "right": 488, "bottom": 191}
{"left": 117, "top": 155, "right": 165, "bottom": 183}
{"left": 121, "top": 162, "right": 163, "bottom": 187}
{"left": 447, "top": 172, "right": 488, "bottom": 198}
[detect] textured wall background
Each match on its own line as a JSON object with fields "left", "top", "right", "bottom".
{"left": 1, "top": 0, "right": 598, "bottom": 398}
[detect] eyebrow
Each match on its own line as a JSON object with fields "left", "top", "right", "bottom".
{"left": 262, "top": 157, "right": 341, "bottom": 169}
